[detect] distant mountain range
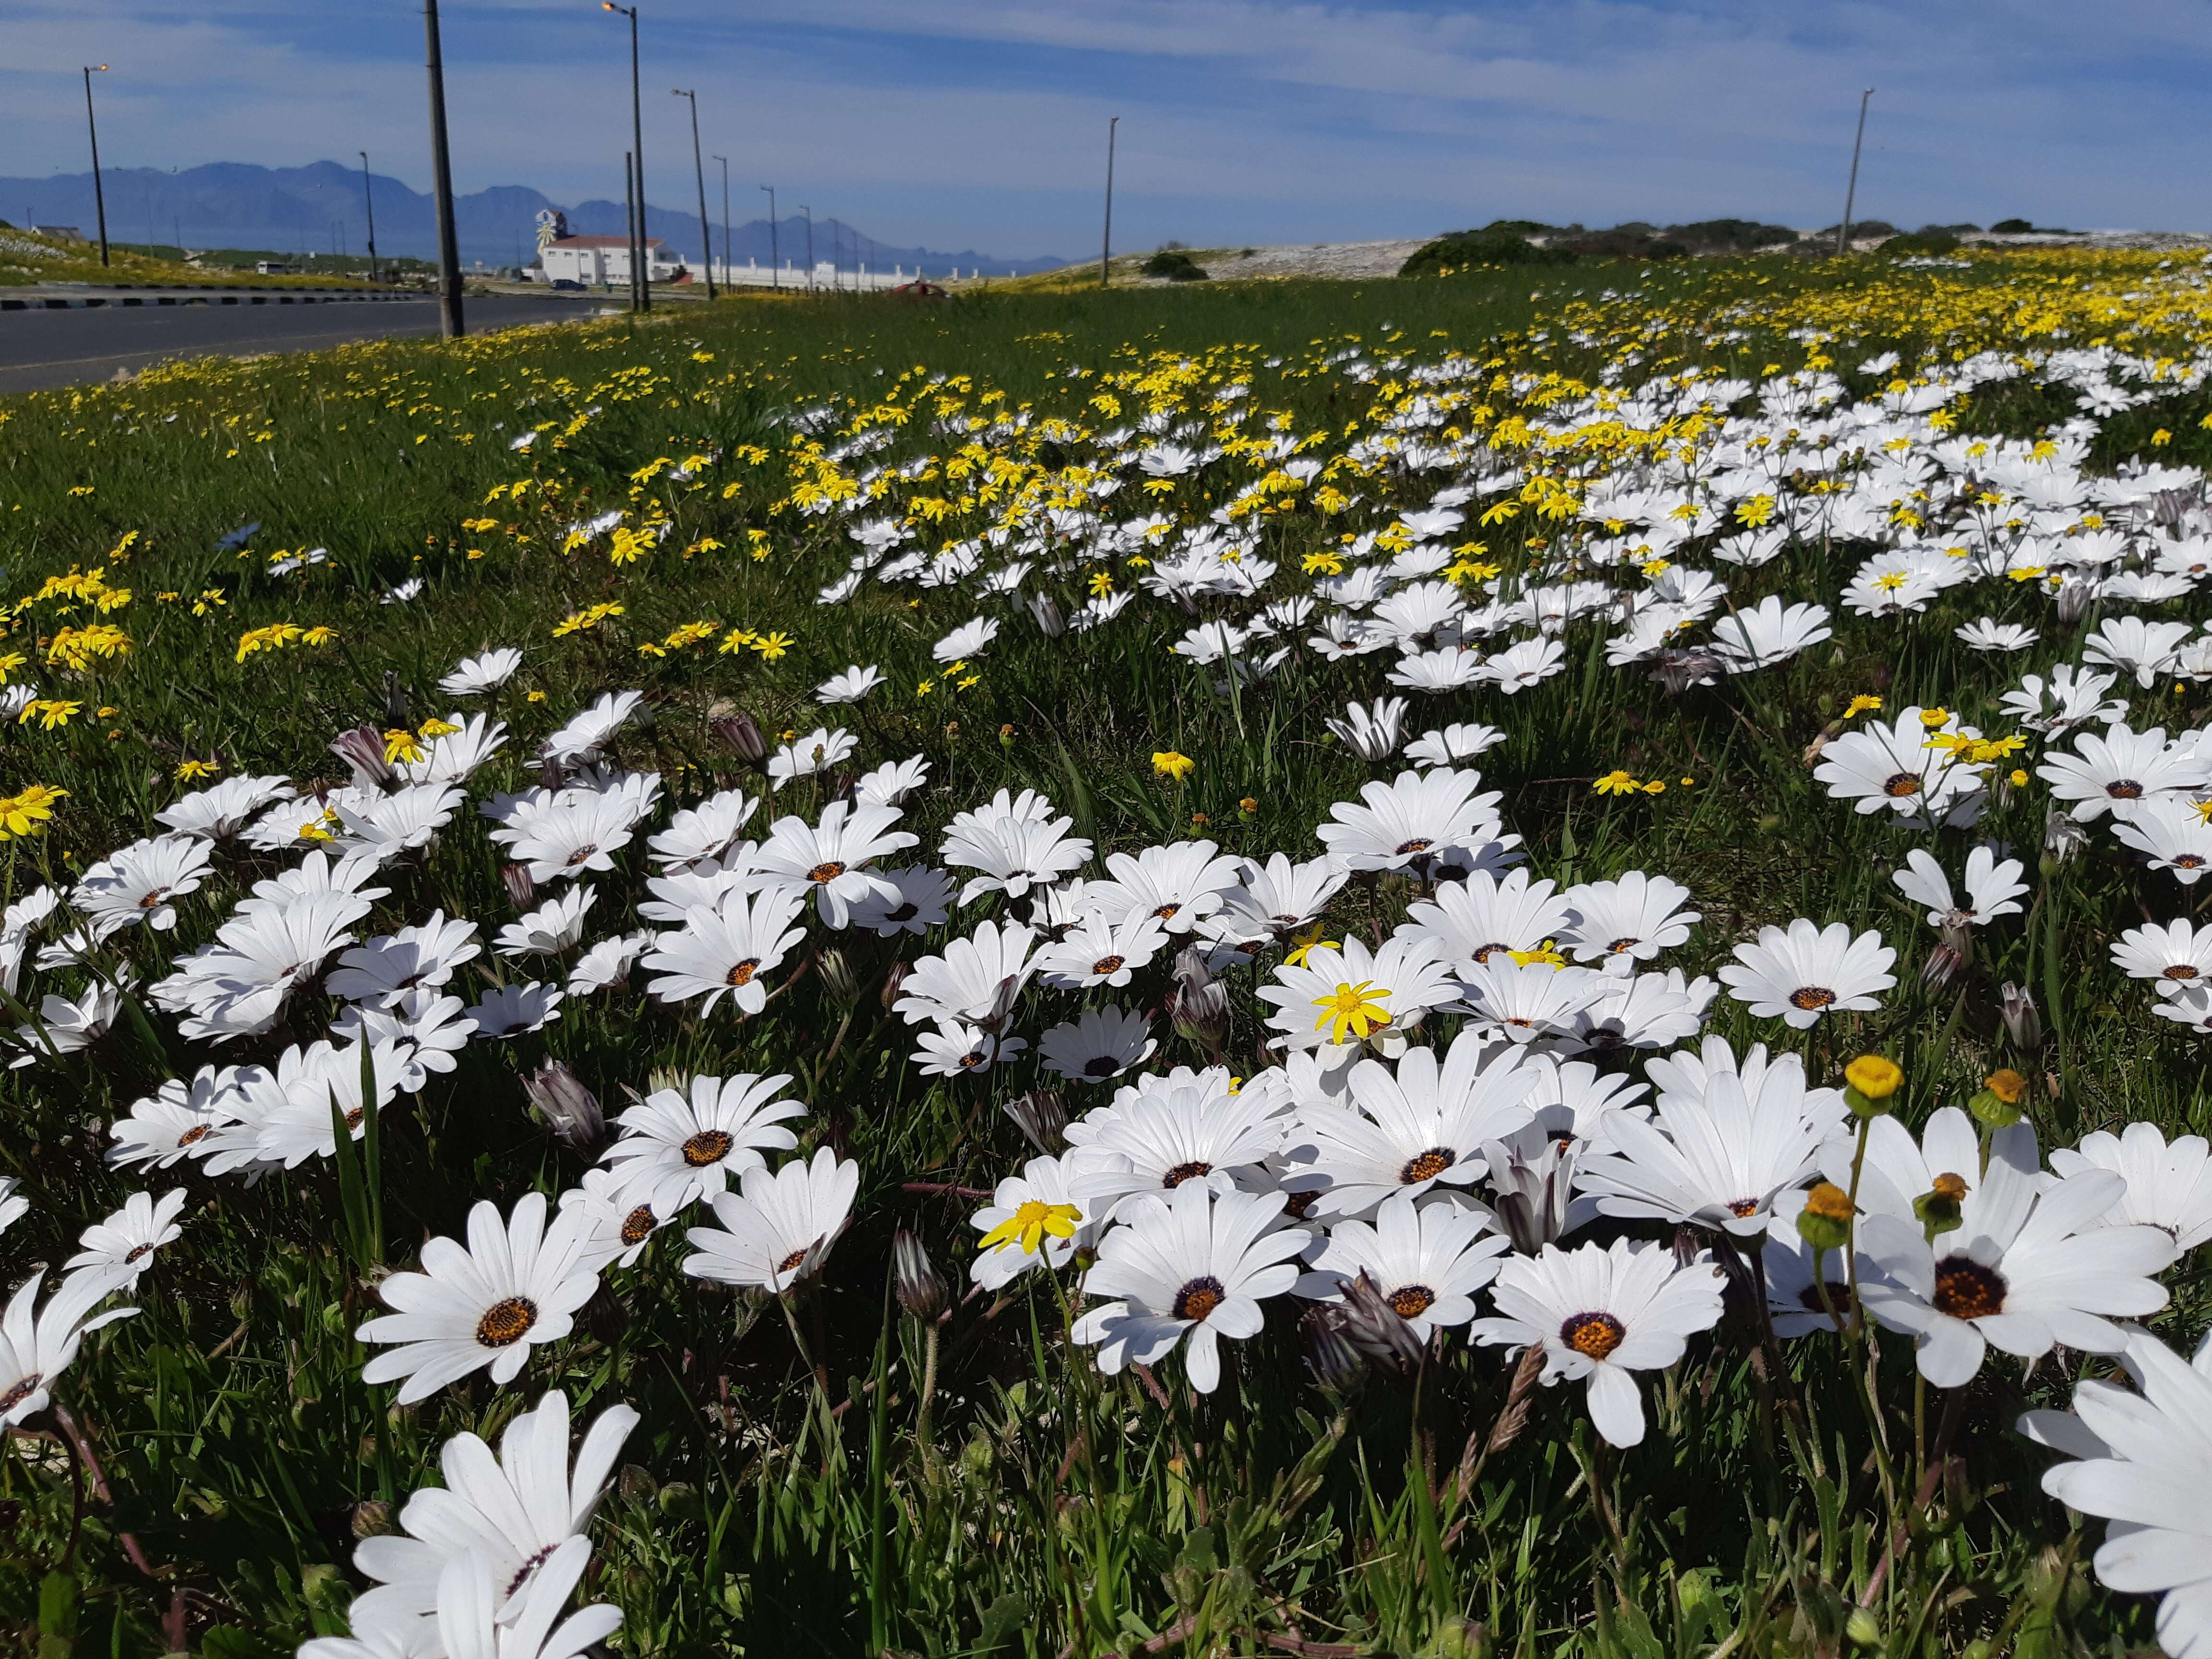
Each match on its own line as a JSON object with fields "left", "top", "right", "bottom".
{"left": 0, "top": 161, "right": 1069, "bottom": 275}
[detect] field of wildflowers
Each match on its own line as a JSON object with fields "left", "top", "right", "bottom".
{"left": 1, "top": 250, "right": 2211, "bottom": 1658}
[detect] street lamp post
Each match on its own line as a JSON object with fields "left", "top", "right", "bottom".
{"left": 623, "top": 151, "right": 637, "bottom": 307}
{"left": 603, "top": 3, "right": 648, "bottom": 311}
{"left": 760, "top": 186, "right": 777, "bottom": 287}
{"left": 672, "top": 88, "right": 715, "bottom": 298}
{"left": 359, "top": 151, "right": 380, "bottom": 284}
{"left": 1837, "top": 87, "right": 1875, "bottom": 258}
{"left": 422, "top": 1, "right": 464, "bottom": 335}
{"left": 712, "top": 154, "right": 729, "bottom": 288}
{"left": 800, "top": 204, "right": 813, "bottom": 289}
{"left": 82, "top": 66, "right": 110, "bottom": 267}
{"left": 1099, "top": 115, "right": 1118, "bottom": 289}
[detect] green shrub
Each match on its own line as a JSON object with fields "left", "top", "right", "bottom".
{"left": 1142, "top": 249, "right": 1210, "bottom": 282}
{"left": 1400, "top": 231, "right": 1575, "bottom": 276}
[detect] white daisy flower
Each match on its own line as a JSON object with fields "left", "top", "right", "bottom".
{"left": 349, "top": 1389, "right": 638, "bottom": 1626}
{"left": 647, "top": 789, "right": 757, "bottom": 870}
{"left": 2039, "top": 724, "right": 2200, "bottom": 822}
{"left": 1294, "top": 1192, "right": 1511, "bottom": 1340}
{"left": 0, "top": 1266, "right": 137, "bottom": 1428}
{"left": 1316, "top": 768, "right": 1519, "bottom": 877}
{"left": 2111, "top": 918, "right": 2212, "bottom": 995}
{"left": 567, "top": 932, "right": 649, "bottom": 996}
{"left": 438, "top": 647, "right": 524, "bottom": 697}
{"left": 358, "top": 1192, "right": 601, "bottom": 1404}
{"left": 683, "top": 1147, "right": 860, "bottom": 1293}
{"left": 600, "top": 1072, "right": 803, "bottom": 1214}
{"left": 467, "top": 983, "right": 565, "bottom": 1039}
{"left": 1071, "top": 1183, "right": 1311, "bottom": 1394}
{"left": 72, "top": 834, "right": 215, "bottom": 936}
{"left": 640, "top": 886, "right": 809, "bottom": 1016}
{"left": 2026, "top": 1326, "right": 2212, "bottom": 1659}
{"left": 815, "top": 663, "right": 886, "bottom": 704}
{"left": 766, "top": 725, "right": 858, "bottom": 791}
{"left": 1037, "top": 1006, "right": 1158, "bottom": 1083}
{"left": 1557, "top": 871, "right": 1699, "bottom": 966}
{"left": 854, "top": 755, "right": 930, "bottom": 808}
{"left": 1284, "top": 1031, "right": 1537, "bottom": 1219}
{"left": 1858, "top": 1157, "right": 2176, "bottom": 1387}
{"left": 1323, "top": 696, "right": 1408, "bottom": 762}
{"left": 751, "top": 799, "right": 916, "bottom": 927}
{"left": 893, "top": 920, "right": 1037, "bottom": 1027}
{"left": 495, "top": 888, "right": 596, "bottom": 959}
{"left": 328, "top": 911, "right": 482, "bottom": 1007}
{"left": 1035, "top": 911, "right": 1169, "bottom": 989}
{"left": 1469, "top": 1238, "right": 1726, "bottom": 1447}
{"left": 849, "top": 866, "right": 956, "bottom": 936}
{"left": 1718, "top": 918, "right": 1896, "bottom": 1028}
{"left": 1955, "top": 618, "right": 2038, "bottom": 652}
{"left": 66, "top": 1190, "right": 189, "bottom": 1285}
{"left": 2050, "top": 1122, "right": 2212, "bottom": 1251}
{"left": 912, "top": 1020, "right": 1026, "bottom": 1077}
{"left": 1890, "top": 845, "right": 2028, "bottom": 929}
{"left": 1064, "top": 1072, "right": 1289, "bottom": 1222}
{"left": 107, "top": 1065, "right": 261, "bottom": 1170}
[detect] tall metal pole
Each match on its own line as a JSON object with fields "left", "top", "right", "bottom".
{"left": 713, "top": 154, "right": 729, "bottom": 288}
{"left": 761, "top": 186, "right": 777, "bottom": 287}
{"left": 671, "top": 90, "right": 715, "bottom": 298}
{"left": 623, "top": 150, "right": 638, "bottom": 309}
{"left": 801, "top": 204, "right": 812, "bottom": 289}
{"left": 82, "top": 66, "right": 110, "bottom": 267}
{"left": 1836, "top": 87, "right": 1874, "bottom": 258}
{"left": 1099, "top": 115, "right": 1118, "bottom": 289}
{"left": 601, "top": 5, "right": 648, "bottom": 311}
{"left": 423, "top": 0, "right": 464, "bottom": 335}
{"left": 360, "top": 151, "right": 380, "bottom": 284}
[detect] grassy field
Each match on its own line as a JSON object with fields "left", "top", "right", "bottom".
{"left": 0, "top": 250, "right": 2210, "bottom": 1658}
{"left": 0, "top": 226, "right": 376, "bottom": 289}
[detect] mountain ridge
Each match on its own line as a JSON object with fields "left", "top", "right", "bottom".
{"left": 1, "top": 160, "right": 1069, "bottom": 274}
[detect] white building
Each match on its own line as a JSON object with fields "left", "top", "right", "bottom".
{"left": 539, "top": 235, "right": 681, "bottom": 286}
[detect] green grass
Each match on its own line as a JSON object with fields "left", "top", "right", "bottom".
{"left": 0, "top": 254, "right": 2206, "bottom": 1657}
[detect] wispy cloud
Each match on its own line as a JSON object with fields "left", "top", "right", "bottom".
{"left": 2, "top": 0, "right": 2203, "bottom": 258}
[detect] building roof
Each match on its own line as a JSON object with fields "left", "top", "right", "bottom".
{"left": 549, "top": 235, "right": 666, "bottom": 250}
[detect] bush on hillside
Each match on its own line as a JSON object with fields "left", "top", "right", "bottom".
{"left": 1142, "top": 248, "right": 1210, "bottom": 282}
{"left": 1399, "top": 231, "right": 1576, "bottom": 276}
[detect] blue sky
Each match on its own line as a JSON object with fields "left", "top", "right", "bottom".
{"left": 5, "top": 0, "right": 2207, "bottom": 259}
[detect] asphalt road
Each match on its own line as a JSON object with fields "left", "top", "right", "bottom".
{"left": 0, "top": 293, "right": 616, "bottom": 396}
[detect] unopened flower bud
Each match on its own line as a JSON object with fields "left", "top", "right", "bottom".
{"left": 1003, "top": 1088, "right": 1068, "bottom": 1154}
{"left": 817, "top": 947, "right": 861, "bottom": 1005}
{"left": 1794, "top": 1181, "right": 1856, "bottom": 1252}
{"left": 892, "top": 1227, "right": 947, "bottom": 1321}
{"left": 711, "top": 712, "right": 768, "bottom": 767}
{"left": 1169, "top": 977, "right": 1230, "bottom": 1055}
{"left": 1843, "top": 1054, "right": 1903, "bottom": 1118}
{"left": 998, "top": 722, "right": 1016, "bottom": 750}
{"left": 1999, "top": 982, "right": 2043, "bottom": 1052}
{"left": 349, "top": 1500, "right": 396, "bottom": 1539}
{"left": 1921, "top": 939, "right": 1967, "bottom": 992}
{"left": 381, "top": 669, "right": 409, "bottom": 730}
{"left": 1338, "top": 1272, "right": 1425, "bottom": 1377}
{"left": 1970, "top": 1067, "right": 2027, "bottom": 1128}
{"left": 330, "top": 723, "right": 395, "bottom": 789}
{"left": 500, "top": 861, "right": 538, "bottom": 909}
{"left": 2054, "top": 575, "right": 2094, "bottom": 625}
{"left": 1299, "top": 1307, "right": 1365, "bottom": 1393}
{"left": 1845, "top": 1609, "right": 1883, "bottom": 1650}
{"left": 1914, "top": 1170, "right": 1967, "bottom": 1238}
{"left": 1027, "top": 591, "right": 1065, "bottom": 637}
{"left": 521, "top": 1059, "right": 603, "bottom": 1150}
{"left": 880, "top": 959, "right": 913, "bottom": 1013}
